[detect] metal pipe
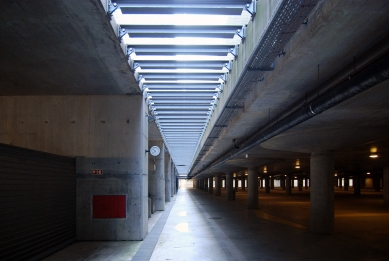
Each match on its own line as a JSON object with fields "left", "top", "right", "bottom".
{"left": 194, "top": 51, "right": 389, "bottom": 176}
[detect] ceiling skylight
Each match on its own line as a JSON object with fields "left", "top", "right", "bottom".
{"left": 112, "top": 0, "right": 255, "bottom": 174}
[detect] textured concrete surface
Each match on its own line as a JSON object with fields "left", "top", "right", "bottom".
{"left": 0, "top": 96, "right": 149, "bottom": 240}
{"left": 0, "top": 0, "right": 139, "bottom": 95}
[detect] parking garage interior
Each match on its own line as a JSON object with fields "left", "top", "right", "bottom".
{"left": 1, "top": 0, "right": 389, "bottom": 260}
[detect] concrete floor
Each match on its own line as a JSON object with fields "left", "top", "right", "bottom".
{"left": 43, "top": 184, "right": 389, "bottom": 261}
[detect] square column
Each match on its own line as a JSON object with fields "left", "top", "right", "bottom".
{"left": 310, "top": 152, "right": 334, "bottom": 234}
{"left": 286, "top": 174, "right": 292, "bottom": 195}
{"left": 165, "top": 155, "right": 171, "bottom": 202}
{"left": 353, "top": 172, "right": 361, "bottom": 195}
{"left": 148, "top": 141, "right": 165, "bottom": 211}
{"left": 215, "top": 175, "right": 221, "bottom": 196}
{"left": 384, "top": 167, "right": 389, "bottom": 206}
{"left": 280, "top": 176, "right": 286, "bottom": 190}
{"left": 265, "top": 175, "right": 270, "bottom": 193}
{"left": 208, "top": 177, "right": 213, "bottom": 194}
{"left": 248, "top": 168, "right": 259, "bottom": 209}
{"left": 226, "top": 172, "right": 234, "bottom": 201}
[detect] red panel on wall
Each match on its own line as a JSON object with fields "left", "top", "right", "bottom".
{"left": 93, "top": 195, "right": 126, "bottom": 218}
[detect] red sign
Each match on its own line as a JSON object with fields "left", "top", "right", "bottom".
{"left": 93, "top": 195, "right": 126, "bottom": 218}
{"left": 92, "top": 169, "right": 103, "bottom": 175}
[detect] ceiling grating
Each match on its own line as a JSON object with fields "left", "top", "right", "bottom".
{"left": 110, "top": 0, "right": 256, "bottom": 174}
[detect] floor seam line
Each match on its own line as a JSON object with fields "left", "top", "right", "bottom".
{"left": 131, "top": 194, "right": 178, "bottom": 261}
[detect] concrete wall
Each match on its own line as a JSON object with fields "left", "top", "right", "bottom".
{"left": 0, "top": 95, "right": 149, "bottom": 240}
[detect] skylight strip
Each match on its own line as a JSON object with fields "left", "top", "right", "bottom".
{"left": 148, "top": 89, "right": 217, "bottom": 92}
{"left": 144, "top": 80, "right": 223, "bottom": 84}
{"left": 117, "top": 3, "right": 245, "bottom": 9}
{"left": 124, "top": 36, "right": 242, "bottom": 46}
{"left": 115, "top": 13, "right": 251, "bottom": 26}
{"left": 131, "top": 54, "right": 235, "bottom": 61}
{"left": 138, "top": 69, "right": 229, "bottom": 74}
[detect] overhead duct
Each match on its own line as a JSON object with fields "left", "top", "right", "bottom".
{"left": 191, "top": 50, "right": 389, "bottom": 177}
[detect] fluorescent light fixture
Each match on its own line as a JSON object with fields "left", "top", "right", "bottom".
{"left": 124, "top": 36, "right": 242, "bottom": 46}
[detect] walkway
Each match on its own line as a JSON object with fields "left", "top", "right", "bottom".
{"left": 43, "top": 185, "right": 389, "bottom": 260}
{"left": 146, "top": 187, "right": 389, "bottom": 261}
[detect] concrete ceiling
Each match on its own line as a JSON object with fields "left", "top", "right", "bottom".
{"left": 190, "top": 0, "right": 389, "bottom": 178}
{"left": 1, "top": 0, "right": 389, "bottom": 179}
{"left": 0, "top": 0, "right": 139, "bottom": 95}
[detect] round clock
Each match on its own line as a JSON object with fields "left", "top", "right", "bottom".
{"left": 149, "top": 146, "right": 160, "bottom": 156}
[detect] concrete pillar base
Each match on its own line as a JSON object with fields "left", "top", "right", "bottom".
{"left": 310, "top": 152, "right": 334, "bottom": 234}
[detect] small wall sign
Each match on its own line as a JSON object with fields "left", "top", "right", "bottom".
{"left": 92, "top": 169, "right": 103, "bottom": 175}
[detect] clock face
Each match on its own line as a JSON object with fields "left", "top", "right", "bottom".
{"left": 150, "top": 146, "right": 160, "bottom": 156}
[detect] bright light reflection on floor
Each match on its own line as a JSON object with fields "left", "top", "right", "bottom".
{"left": 177, "top": 211, "right": 187, "bottom": 216}
{"left": 174, "top": 223, "right": 189, "bottom": 232}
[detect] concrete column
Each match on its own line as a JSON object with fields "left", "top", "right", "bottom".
{"left": 164, "top": 154, "right": 171, "bottom": 202}
{"left": 175, "top": 176, "right": 178, "bottom": 194}
{"left": 215, "top": 174, "right": 221, "bottom": 196}
{"left": 149, "top": 141, "right": 165, "bottom": 211}
{"left": 344, "top": 175, "right": 349, "bottom": 191}
{"left": 265, "top": 175, "right": 270, "bottom": 193}
{"left": 286, "top": 174, "right": 292, "bottom": 195}
{"left": 280, "top": 176, "right": 285, "bottom": 190}
{"left": 204, "top": 178, "right": 209, "bottom": 192}
{"left": 305, "top": 177, "right": 309, "bottom": 189}
{"left": 248, "top": 168, "right": 258, "bottom": 209}
{"left": 310, "top": 152, "right": 334, "bottom": 234}
{"left": 384, "top": 167, "right": 389, "bottom": 206}
{"left": 208, "top": 177, "right": 213, "bottom": 194}
{"left": 170, "top": 162, "right": 173, "bottom": 195}
{"left": 171, "top": 167, "right": 176, "bottom": 196}
{"left": 374, "top": 175, "right": 381, "bottom": 192}
{"left": 234, "top": 177, "right": 239, "bottom": 190}
{"left": 70, "top": 96, "right": 149, "bottom": 240}
{"left": 270, "top": 176, "right": 274, "bottom": 189}
{"left": 298, "top": 177, "right": 303, "bottom": 191}
{"left": 339, "top": 177, "right": 343, "bottom": 188}
{"left": 353, "top": 172, "right": 361, "bottom": 195}
{"left": 226, "top": 172, "right": 234, "bottom": 201}
{"left": 241, "top": 176, "right": 246, "bottom": 190}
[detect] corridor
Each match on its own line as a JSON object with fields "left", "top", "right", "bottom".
{"left": 44, "top": 182, "right": 389, "bottom": 261}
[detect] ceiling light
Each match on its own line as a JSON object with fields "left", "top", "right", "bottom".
{"left": 369, "top": 147, "right": 378, "bottom": 158}
{"left": 295, "top": 159, "right": 300, "bottom": 168}
{"left": 263, "top": 166, "right": 267, "bottom": 173}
